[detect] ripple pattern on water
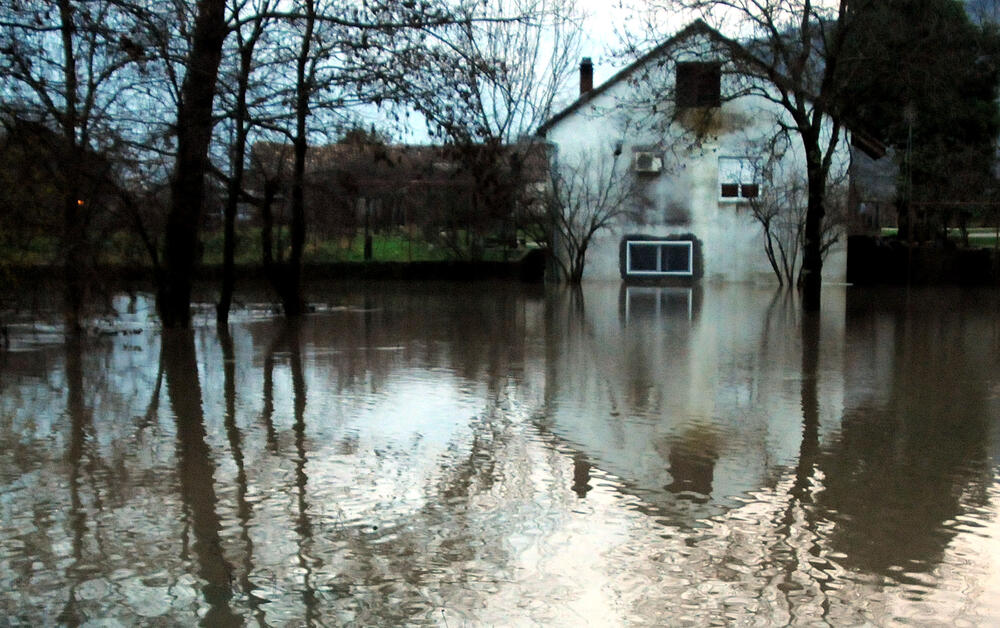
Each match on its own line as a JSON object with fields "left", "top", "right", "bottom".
{"left": 1, "top": 284, "right": 999, "bottom": 625}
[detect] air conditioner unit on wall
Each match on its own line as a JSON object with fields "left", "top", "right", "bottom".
{"left": 633, "top": 151, "right": 663, "bottom": 174}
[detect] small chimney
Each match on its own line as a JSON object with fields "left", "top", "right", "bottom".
{"left": 580, "top": 57, "right": 593, "bottom": 95}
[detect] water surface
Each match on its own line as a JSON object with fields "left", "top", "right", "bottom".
{"left": 2, "top": 283, "right": 999, "bottom": 625}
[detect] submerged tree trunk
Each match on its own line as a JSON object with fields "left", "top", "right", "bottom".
{"left": 268, "top": 0, "right": 314, "bottom": 317}
{"left": 218, "top": 144, "right": 241, "bottom": 325}
{"left": 158, "top": 0, "right": 228, "bottom": 328}
{"left": 58, "top": 0, "right": 85, "bottom": 335}
{"left": 801, "top": 146, "right": 827, "bottom": 312}
{"left": 62, "top": 188, "right": 86, "bottom": 334}
{"left": 218, "top": 147, "right": 240, "bottom": 325}
{"left": 218, "top": 11, "right": 270, "bottom": 326}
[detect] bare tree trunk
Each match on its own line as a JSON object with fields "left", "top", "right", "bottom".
{"left": 218, "top": 153, "right": 242, "bottom": 325}
{"left": 158, "top": 0, "right": 228, "bottom": 328}
{"left": 58, "top": 0, "right": 85, "bottom": 335}
{"left": 272, "top": 0, "right": 314, "bottom": 317}
{"left": 801, "top": 155, "right": 827, "bottom": 312}
{"left": 218, "top": 44, "right": 256, "bottom": 326}
{"left": 260, "top": 180, "right": 277, "bottom": 268}
{"left": 759, "top": 216, "right": 784, "bottom": 287}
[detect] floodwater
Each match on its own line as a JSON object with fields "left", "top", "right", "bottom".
{"left": 2, "top": 282, "right": 1000, "bottom": 626}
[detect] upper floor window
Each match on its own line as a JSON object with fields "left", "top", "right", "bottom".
{"left": 719, "top": 157, "right": 760, "bottom": 200}
{"left": 676, "top": 62, "right": 721, "bottom": 108}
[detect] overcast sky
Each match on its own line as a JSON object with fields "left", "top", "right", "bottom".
{"left": 574, "top": 2, "right": 697, "bottom": 85}
{"left": 577, "top": 1, "right": 627, "bottom": 79}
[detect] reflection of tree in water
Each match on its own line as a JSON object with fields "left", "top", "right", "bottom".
{"left": 766, "top": 311, "right": 829, "bottom": 620}
{"left": 55, "top": 335, "right": 147, "bottom": 626}
{"left": 259, "top": 336, "right": 278, "bottom": 452}
{"left": 294, "top": 394, "right": 524, "bottom": 626}
{"left": 572, "top": 453, "right": 592, "bottom": 498}
{"left": 286, "top": 320, "right": 318, "bottom": 625}
{"left": 815, "top": 299, "right": 993, "bottom": 578}
{"left": 227, "top": 286, "right": 545, "bottom": 624}
{"left": 250, "top": 283, "right": 535, "bottom": 400}
{"left": 56, "top": 336, "right": 92, "bottom": 626}
{"left": 250, "top": 321, "right": 321, "bottom": 622}
{"left": 218, "top": 326, "right": 267, "bottom": 622}
{"left": 161, "top": 329, "right": 240, "bottom": 626}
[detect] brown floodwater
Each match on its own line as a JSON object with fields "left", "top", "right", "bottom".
{"left": 1, "top": 282, "right": 999, "bottom": 626}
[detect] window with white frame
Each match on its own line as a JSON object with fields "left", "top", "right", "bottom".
{"left": 718, "top": 157, "right": 761, "bottom": 200}
{"left": 625, "top": 240, "right": 693, "bottom": 276}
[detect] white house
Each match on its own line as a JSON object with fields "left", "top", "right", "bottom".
{"left": 537, "top": 20, "right": 853, "bottom": 285}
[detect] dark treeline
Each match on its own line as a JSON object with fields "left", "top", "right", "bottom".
{"left": 1, "top": 0, "right": 579, "bottom": 329}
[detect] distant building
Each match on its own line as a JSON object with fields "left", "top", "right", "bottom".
{"left": 248, "top": 140, "right": 548, "bottom": 252}
{"left": 848, "top": 144, "right": 898, "bottom": 235}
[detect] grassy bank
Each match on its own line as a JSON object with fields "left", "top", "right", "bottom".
{"left": 880, "top": 227, "right": 1000, "bottom": 248}
{"left": 4, "top": 228, "right": 536, "bottom": 269}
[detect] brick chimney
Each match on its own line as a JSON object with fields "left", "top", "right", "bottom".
{"left": 580, "top": 57, "right": 593, "bottom": 95}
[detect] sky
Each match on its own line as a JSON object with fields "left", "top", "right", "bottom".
{"left": 391, "top": 1, "right": 694, "bottom": 143}
{"left": 561, "top": 1, "right": 697, "bottom": 99}
{"left": 576, "top": 1, "right": 631, "bottom": 82}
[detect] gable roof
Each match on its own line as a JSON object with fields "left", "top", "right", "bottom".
{"left": 537, "top": 20, "right": 732, "bottom": 137}
{"left": 536, "top": 19, "right": 888, "bottom": 161}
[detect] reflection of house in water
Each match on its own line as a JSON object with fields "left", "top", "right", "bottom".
{"left": 540, "top": 283, "right": 847, "bottom": 527}
{"left": 620, "top": 286, "right": 700, "bottom": 324}
{"left": 658, "top": 423, "right": 720, "bottom": 501}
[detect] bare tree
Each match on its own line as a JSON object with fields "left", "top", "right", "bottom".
{"left": 405, "top": 0, "right": 582, "bottom": 257}
{"left": 160, "top": 0, "right": 484, "bottom": 324}
{"left": 748, "top": 158, "right": 847, "bottom": 287}
{"left": 215, "top": 0, "right": 278, "bottom": 325}
{"left": 158, "top": 0, "right": 230, "bottom": 328}
{"left": 534, "top": 145, "right": 636, "bottom": 284}
{"left": 628, "top": 0, "right": 874, "bottom": 310}
{"left": 236, "top": 1, "right": 539, "bottom": 313}
{"left": 1, "top": 0, "right": 147, "bottom": 332}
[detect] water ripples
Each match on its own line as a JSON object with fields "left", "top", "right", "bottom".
{"left": 2, "top": 284, "right": 1000, "bottom": 624}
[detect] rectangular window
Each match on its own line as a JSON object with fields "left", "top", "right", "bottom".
{"left": 676, "top": 62, "right": 721, "bottom": 108}
{"left": 719, "top": 157, "right": 761, "bottom": 200}
{"left": 626, "top": 241, "right": 693, "bottom": 276}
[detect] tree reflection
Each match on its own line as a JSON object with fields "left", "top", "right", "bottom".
{"left": 572, "top": 453, "right": 592, "bottom": 498}
{"left": 161, "top": 329, "right": 239, "bottom": 626}
{"left": 286, "top": 320, "right": 318, "bottom": 624}
{"left": 767, "top": 310, "right": 830, "bottom": 620}
{"left": 57, "top": 335, "right": 90, "bottom": 626}
{"left": 218, "top": 326, "right": 266, "bottom": 621}
{"left": 815, "top": 294, "right": 993, "bottom": 577}
{"left": 794, "top": 312, "right": 821, "bottom": 504}
{"left": 258, "top": 320, "right": 318, "bottom": 622}
{"left": 260, "top": 328, "right": 279, "bottom": 452}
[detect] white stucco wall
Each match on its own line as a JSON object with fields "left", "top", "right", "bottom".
{"left": 541, "top": 31, "right": 850, "bottom": 285}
